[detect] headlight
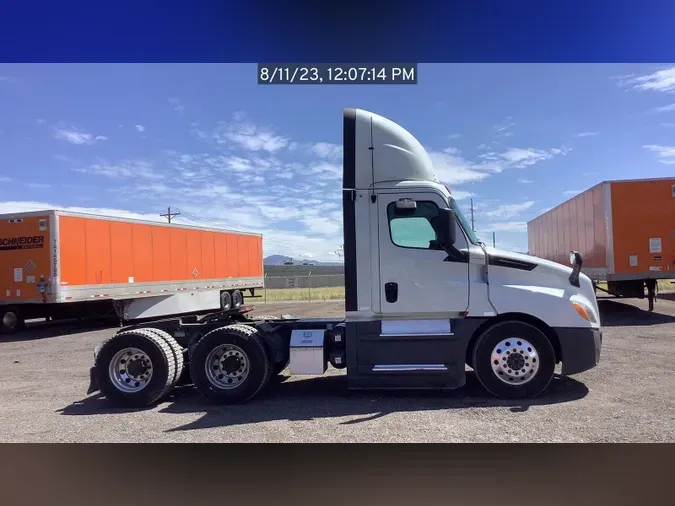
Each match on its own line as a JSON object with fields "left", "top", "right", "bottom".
{"left": 571, "top": 300, "right": 598, "bottom": 324}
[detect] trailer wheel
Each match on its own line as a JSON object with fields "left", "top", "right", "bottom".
{"left": 471, "top": 321, "right": 555, "bottom": 400}
{"left": 93, "top": 329, "right": 177, "bottom": 408}
{"left": 220, "top": 291, "right": 232, "bottom": 311}
{"left": 190, "top": 324, "right": 271, "bottom": 404}
{"left": 1, "top": 306, "right": 25, "bottom": 335}
{"left": 143, "top": 328, "right": 185, "bottom": 388}
{"left": 232, "top": 290, "right": 243, "bottom": 308}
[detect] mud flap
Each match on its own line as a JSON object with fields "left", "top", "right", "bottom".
{"left": 86, "top": 366, "right": 99, "bottom": 394}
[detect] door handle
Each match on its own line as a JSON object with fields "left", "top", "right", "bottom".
{"left": 384, "top": 282, "right": 398, "bottom": 303}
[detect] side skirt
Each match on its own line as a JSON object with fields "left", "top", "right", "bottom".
{"left": 345, "top": 318, "right": 487, "bottom": 390}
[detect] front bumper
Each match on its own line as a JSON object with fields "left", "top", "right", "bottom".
{"left": 555, "top": 327, "right": 602, "bottom": 375}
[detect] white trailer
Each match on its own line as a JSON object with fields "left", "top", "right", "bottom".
{"left": 87, "top": 109, "right": 602, "bottom": 407}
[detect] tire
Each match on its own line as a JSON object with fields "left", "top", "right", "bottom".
{"left": 220, "top": 291, "right": 232, "bottom": 311}
{"left": 232, "top": 290, "right": 243, "bottom": 308}
{"left": 143, "top": 328, "right": 185, "bottom": 388}
{"left": 471, "top": 321, "right": 555, "bottom": 400}
{"left": 189, "top": 324, "right": 272, "bottom": 404}
{"left": 93, "top": 329, "right": 177, "bottom": 408}
{"left": 1, "top": 306, "right": 25, "bottom": 335}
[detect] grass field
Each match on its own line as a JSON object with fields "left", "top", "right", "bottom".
{"left": 261, "top": 286, "right": 345, "bottom": 302}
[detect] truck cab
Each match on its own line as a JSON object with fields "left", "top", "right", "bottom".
{"left": 88, "top": 108, "right": 602, "bottom": 408}
{"left": 340, "top": 108, "right": 602, "bottom": 397}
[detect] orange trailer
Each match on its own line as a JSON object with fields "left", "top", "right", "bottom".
{"left": 0, "top": 210, "right": 264, "bottom": 333}
{"left": 527, "top": 177, "right": 675, "bottom": 310}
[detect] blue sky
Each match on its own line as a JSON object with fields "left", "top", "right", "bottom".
{"left": 1, "top": 63, "right": 674, "bottom": 260}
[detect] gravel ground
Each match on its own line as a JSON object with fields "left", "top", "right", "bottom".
{"left": 0, "top": 297, "right": 673, "bottom": 442}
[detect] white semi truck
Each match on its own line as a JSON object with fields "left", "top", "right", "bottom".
{"left": 87, "top": 108, "right": 603, "bottom": 407}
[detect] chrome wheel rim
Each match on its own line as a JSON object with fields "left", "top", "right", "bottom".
{"left": 491, "top": 338, "right": 540, "bottom": 385}
{"left": 108, "top": 347, "right": 153, "bottom": 393}
{"left": 3, "top": 312, "right": 18, "bottom": 329}
{"left": 205, "top": 344, "right": 249, "bottom": 389}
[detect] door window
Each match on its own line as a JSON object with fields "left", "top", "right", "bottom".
{"left": 387, "top": 201, "right": 442, "bottom": 250}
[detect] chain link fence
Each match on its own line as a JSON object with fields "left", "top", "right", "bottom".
{"left": 261, "top": 273, "right": 345, "bottom": 303}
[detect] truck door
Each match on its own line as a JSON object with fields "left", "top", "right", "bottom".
{"left": 378, "top": 192, "right": 469, "bottom": 317}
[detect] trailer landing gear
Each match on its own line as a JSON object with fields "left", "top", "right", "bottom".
{"left": 646, "top": 279, "right": 657, "bottom": 312}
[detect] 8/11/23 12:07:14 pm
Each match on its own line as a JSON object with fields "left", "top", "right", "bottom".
{"left": 257, "top": 63, "right": 418, "bottom": 84}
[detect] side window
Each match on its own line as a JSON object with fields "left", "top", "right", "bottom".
{"left": 387, "top": 201, "right": 442, "bottom": 250}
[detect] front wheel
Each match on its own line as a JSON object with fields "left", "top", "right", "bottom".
{"left": 471, "top": 321, "right": 555, "bottom": 400}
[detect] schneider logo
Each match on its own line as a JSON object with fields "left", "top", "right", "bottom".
{"left": 0, "top": 236, "right": 45, "bottom": 251}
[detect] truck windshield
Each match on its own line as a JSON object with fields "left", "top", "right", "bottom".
{"left": 449, "top": 197, "right": 481, "bottom": 245}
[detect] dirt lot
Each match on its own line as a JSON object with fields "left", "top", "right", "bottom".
{"left": 0, "top": 297, "right": 673, "bottom": 442}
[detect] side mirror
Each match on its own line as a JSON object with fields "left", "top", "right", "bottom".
{"left": 568, "top": 250, "right": 583, "bottom": 287}
{"left": 437, "top": 208, "right": 456, "bottom": 247}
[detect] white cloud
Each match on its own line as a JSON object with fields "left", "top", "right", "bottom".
{"left": 213, "top": 113, "right": 289, "bottom": 152}
{"left": 168, "top": 98, "right": 185, "bottom": 117}
{"left": 0, "top": 176, "right": 12, "bottom": 183}
{"left": 53, "top": 127, "right": 101, "bottom": 145}
{"left": 429, "top": 151, "right": 490, "bottom": 185}
{"left": 95, "top": 135, "right": 108, "bottom": 141}
{"left": 74, "top": 159, "right": 161, "bottom": 179}
{"left": 652, "top": 103, "right": 675, "bottom": 113}
{"left": 518, "top": 178, "right": 534, "bottom": 184}
{"left": 24, "top": 182, "right": 51, "bottom": 189}
{"left": 135, "top": 124, "right": 146, "bottom": 132}
{"left": 620, "top": 66, "right": 675, "bottom": 93}
{"left": 477, "top": 221, "right": 528, "bottom": 233}
{"left": 661, "top": 122, "right": 675, "bottom": 128}
{"left": 573, "top": 131, "right": 598, "bottom": 137}
{"left": 312, "top": 142, "right": 343, "bottom": 160}
{"left": 482, "top": 201, "right": 535, "bottom": 219}
{"left": 448, "top": 134, "right": 461, "bottom": 140}
{"left": 643, "top": 144, "right": 675, "bottom": 164}
{"left": 563, "top": 189, "right": 582, "bottom": 196}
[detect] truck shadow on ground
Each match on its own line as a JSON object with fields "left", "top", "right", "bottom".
{"left": 1, "top": 318, "right": 121, "bottom": 343}
{"left": 59, "top": 371, "right": 589, "bottom": 431}
{"left": 597, "top": 299, "right": 675, "bottom": 326}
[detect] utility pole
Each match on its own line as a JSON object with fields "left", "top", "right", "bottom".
{"left": 493, "top": 232, "right": 496, "bottom": 247}
{"left": 470, "top": 199, "right": 475, "bottom": 232}
{"left": 160, "top": 206, "right": 180, "bottom": 223}
{"left": 335, "top": 244, "right": 344, "bottom": 260}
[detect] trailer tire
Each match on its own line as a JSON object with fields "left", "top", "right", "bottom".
{"left": 471, "top": 321, "right": 555, "bottom": 400}
{"left": 143, "top": 328, "right": 185, "bottom": 388}
{"left": 220, "top": 291, "right": 232, "bottom": 311}
{"left": 190, "top": 324, "right": 271, "bottom": 404}
{"left": 94, "top": 329, "right": 176, "bottom": 408}
{"left": 232, "top": 290, "right": 243, "bottom": 308}
{"left": 1, "top": 306, "right": 25, "bottom": 335}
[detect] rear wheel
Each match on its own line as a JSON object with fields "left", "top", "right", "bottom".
{"left": 1, "top": 306, "right": 24, "bottom": 335}
{"left": 94, "top": 329, "right": 176, "bottom": 408}
{"left": 143, "top": 328, "right": 185, "bottom": 388}
{"left": 190, "top": 324, "right": 271, "bottom": 404}
{"left": 220, "top": 291, "right": 232, "bottom": 311}
{"left": 471, "top": 321, "right": 555, "bottom": 400}
{"left": 232, "top": 290, "right": 243, "bottom": 308}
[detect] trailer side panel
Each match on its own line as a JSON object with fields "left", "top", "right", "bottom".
{"left": 528, "top": 183, "right": 608, "bottom": 275}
